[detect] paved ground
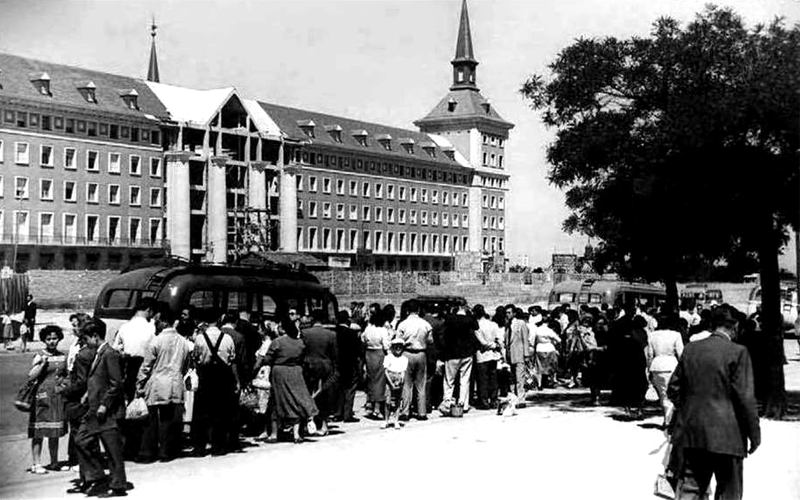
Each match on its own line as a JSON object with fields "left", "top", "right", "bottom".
{"left": 1, "top": 324, "right": 797, "bottom": 500}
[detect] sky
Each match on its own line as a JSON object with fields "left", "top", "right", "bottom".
{"left": 1, "top": 0, "right": 797, "bottom": 270}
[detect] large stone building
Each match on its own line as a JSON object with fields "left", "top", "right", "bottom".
{"left": 0, "top": 0, "right": 511, "bottom": 272}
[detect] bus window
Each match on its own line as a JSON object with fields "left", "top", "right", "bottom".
{"left": 105, "top": 290, "right": 134, "bottom": 309}
{"left": 578, "top": 293, "right": 590, "bottom": 303}
{"left": 589, "top": 294, "right": 602, "bottom": 304}
{"left": 225, "top": 291, "right": 249, "bottom": 312}
{"left": 260, "top": 294, "right": 278, "bottom": 319}
{"left": 189, "top": 290, "right": 219, "bottom": 310}
{"left": 558, "top": 293, "right": 575, "bottom": 304}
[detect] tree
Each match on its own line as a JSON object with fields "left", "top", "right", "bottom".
{"left": 521, "top": 6, "right": 799, "bottom": 417}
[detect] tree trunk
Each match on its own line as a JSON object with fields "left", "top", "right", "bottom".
{"left": 757, "top": 236, "right": 787, "bottom": 419}
{"left": 664, "top": 275, "right": 679, "bottom": 316}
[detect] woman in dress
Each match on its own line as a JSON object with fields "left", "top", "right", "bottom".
{"left": 533, "top": 319, "right": 561, "bottom": 389}
{"left": 646, "top": 315, "right": 684, "bottom": 427}
{"left": 28, "top": 325, "right": 68, "bottom": 473}
{"left": 264, "top": 319, "right": 318, "bottom": 443}
{"left": 360, "top": 310, "right": 390, "bottom": 419}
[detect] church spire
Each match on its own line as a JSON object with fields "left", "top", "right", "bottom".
{"left": 451, "top": 0, "right": 478, "bottom": 91}
{"left": 147, "top": 17, "right": 160, "bottom": 83}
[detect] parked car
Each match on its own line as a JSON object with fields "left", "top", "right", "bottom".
{"left": 746, "top": 285, "right": 798, "bottom": 335}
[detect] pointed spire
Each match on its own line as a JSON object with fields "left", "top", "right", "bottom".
{"left": 450, "top": 0, "right": 478, "bottom": 91}
{"left": 147, "top": 16, "right": 160, "bottom": 83}
{"left": 453, "top": 0, "right": 476, "bottom": 63}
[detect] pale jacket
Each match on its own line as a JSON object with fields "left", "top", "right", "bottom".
{"left": 137, "top": 328, "right": 192, "bottom": 405}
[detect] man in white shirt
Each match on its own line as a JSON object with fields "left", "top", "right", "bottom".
{"left": 473, "top": 305, "right": 503, "bottom": 409}
{"left": 395, "top": 300, "right": 433, "bottom": 420}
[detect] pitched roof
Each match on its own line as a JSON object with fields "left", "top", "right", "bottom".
{"left": 415, "top": 88, "right": 513, "bottom": 129}
{"left": 257, "top": 101, "right": 468, "bottom": 168}
{"left": 0, "top": 52, "right": 168, "bottom": 120}
{"left": 454, "top": 0, "right": 477, "bottom": 64}
{"left": 145, "top": 81, "right": 235, "bottom": 127}
{"left": 242, "top": 99, "right": 283, "bottom": 138}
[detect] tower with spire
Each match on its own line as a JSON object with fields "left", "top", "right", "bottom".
{"left": 147, "top": 17, "right": 160, "bottom": 83}
{"left": 415, "top": 0, "right": 513, "bottom": 270}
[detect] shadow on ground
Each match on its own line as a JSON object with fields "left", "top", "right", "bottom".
{"left": 525, "top": 389, "right": 662, "bottom": 422}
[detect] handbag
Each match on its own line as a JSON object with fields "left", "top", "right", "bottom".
{"left": 14, "top": 377, "right": 39, "bottom": 412}
{"left": 653, "top": 473, "right": 675, "bottom": 499}
{"left": 125, "top": 397, "right": 149, "bottom": 420}
{"left": 239, "top": 387, "right": 260, "bottom": 411}
{"left": 449, "top": 402, "right": 464, "bottom": 418}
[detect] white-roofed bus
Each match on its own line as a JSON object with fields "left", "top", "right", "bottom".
{"left": 547, "top": 279, "right": 667, "bottom": 311}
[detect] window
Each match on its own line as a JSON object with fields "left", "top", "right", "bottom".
{"left": 499, "top": 138, "right": 505, "bottom": 148}
{"left": 129, "top": 186, "right": 141, "bottom": 206}
{"left": 421, "top": 211, "right": 428, "bottom": 226}
{"left": 110, "top": 124, "right": 119, "bottom": 139}
{"left": 309, "top": 176, "right": 318, "bottom": 192}
{"left": 129, "top": 155, "right": 141, "bottom": 175}
{"left": 399, "top": 233, "right": 407, "bottom": 252}
{"left": 499, "top": 217, "right": 505, "bottom": 230}
{"left": 66, "top": 118, "right": 75, "bottom": 134}
{"left": 63, "top": 214, "right": 77, "bottom": 243}
{"left": 410, "top": 233, "right": 418, "bottom": 253}
{"left": 322, "top": 228, "right": 333, "bottom": 251}
{"left": 362, "top": 182, "right": 370, "bottom": 198}
{"left": 462, "top": 236, "right": 469, "bottom": 251}
{"left": 296, "top": 175, "right": 304, "bottom": 191}
{"left": 462, "top": 214, "right": 469, "bottom": 226}
{"left": 349, "top": 180, "right": 358, "bottom": 196}
{"left": 16, "top": 111, "right": 27, "bottom": 128}
{"left": 349, "top": 230, "right": 358, "bottom": 251}
{"left": 86, "top": 215, "right": 99, "bottom": 243}
{"left": 15, "top": 142, "right": 30, "bottom": 164}
{"left": 421, "top": 189, "right": 428, "bottom": 203}
{"left": 0, "top": 139, "right": 3, "bottom": 162}
{"left": 482, "top": 152, "right": 488, "bottom": 166}
{"left": 362, "top": 206, "right": 371, "bottom": 221}
{"left": 499, "top": 156, "right": 504, "bottom": 168}
{"left": 490, "top": 153, "right": 497, "bottom": 167}
{"left": 108, "top": 216, "right": 121, "bottom": 243}
{"left": 39, "top": 179, "right": 53, "bottom": 200}
{"left": 109, "top": 185, "right": 120, "bottom": 205}
{"left": 131, "top": 127, "right": 139, "bottom": 142}
{"left": 452, "top": 213, "right": 459, "bottom": 227}
{"left": 14, "top": 177, "right": 29, "bottom": 199}
{"left": 349, "top": 204, "right": 358, "bottom": 221}
{"left": 452, "top": 192, "right": 459, "bottom": 206}
{"left": 387, "top": 184, "right": 395, "bottom": 200}
{"left": 375, "top": 183, "right": 383, "bottom": 199}
{"left": 410, "top": 210, "right": 418, "bottom": 224}
{"left": 150, "top": 188, "right": 162, "bottom": 207}
{"left": 86, "top": 182, "right": 99, "bottom": 203}
{"left": 483, "top": 237, "right": 489, "bottom": 252}
{"left": 432, "top": 190, "right": 439, "bottom": 204}
{"left": 308, "top": 201, "right": 318, "bottom": 218}
{"left": 442, "top": 192, "right": 450, "bottom": 205}
{"left": 336, "top": 203, "right": 345, "bottom": 220}
{"left": 64, "top": 148, "right": 76, "bottom": 170}
{"left": 410, "top": 187, "right": 418, "bottom": 202}
{"left": 87, "top": 122, "right": 97, "bottom": 137}
{"left": 323, "top": 177, "right": 332, "bottom": 194}
{"left": 499, "top": 197, "right": 505, "bottom": 209}
{"left": 431, "top": 235, "right": 439, "bottom": 253}
{"left": 375, "top": 207, "right": 383, "bottom": 222}
{"left": 399, "top": 209, "right": 406, "bottom": 224}
{"left": 442, "top": 235, "right": 450, "bottom": 253}
{"left": 483, "top": 134, "right": 488, "bottom": 144}
{"left": 308, "top": 227, "right": 319, "bottom": 250}
{"left": 336, "top": 179, "right": 345, "bottom": 195}
{"left": 297, "top": 228, "right": 304, "bottom": 250}
{"left": 322, "top": 202, "right": 332, "bottom": 219}
{"left": 363, "top": 231, "right": 372, "bottom": 250}
{"left": 86, "top": 150, "right": 99, "bottom": 171}
{"left": 108, "top": 153, "right": 121, "bottom": 174}
{"left": 399, "top": 186, "right": 407, "bottom": 201}
{"left": 149, "top": 218, "right": 162, "bottom": 244}
{"left": 421, "top": 234, "right": 429, "bottom": 253}
{"left": 462, "top": 193, "right": 468, "bottom": 206}
{"left": 432, "top": 212, "right": 439, "bottom": 226}
{"left": 490, "top": 196, "right": 497, "bottom": 209}
{"left": 63, "top": 181, "right": 77, "bottom": 202}
{"left": 491, "top": 216, "right": 497, "bottom": 229}
{"left": 150, "top": 158, "right": 162, "bottom": 177}
{"left": 129, "top": 218, "right": 141, "bottom": 244}
{"left": 387, "top": 208, "right": 395, "bottom": 223}
{"left": 40, "top": 145, "right": 53, "bottom": 167}
{"left": 0, "top": 175, "right": 3, "bottom": 197}
{"left": 336, "top": 229, "right": 345, "bottom": 251}
{"left": 442, "top": 213, "right": 449, "bottom": 227}
{"left": 374, "top": 231, "right": 383, "bottom": 252}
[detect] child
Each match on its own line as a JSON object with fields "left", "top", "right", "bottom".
{"left": 382, "top": 338, "right": 408, "bottom": 429}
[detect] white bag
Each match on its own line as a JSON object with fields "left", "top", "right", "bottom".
{"left": 125, "top": 397, "right": 149, "bottom": 420}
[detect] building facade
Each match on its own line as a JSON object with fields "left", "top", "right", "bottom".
{"left": 0, "top": 0, "right": 511, "bottom": 272}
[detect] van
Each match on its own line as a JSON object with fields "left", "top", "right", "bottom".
{"left": 547, "top": 279, "right": 666, "bottom": 310}
{"left": 94, "top": 264, "right": 338, "bottom": 340}
{"left": 680, "top": 285, "right": 724, "bottom": 310}
{"left": 746, "top": 285, "right": 798, "bottom": 332}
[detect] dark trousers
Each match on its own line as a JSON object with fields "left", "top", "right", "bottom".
{"left": 192, "top": 366, "right": 235, "bottom": 454}
{"left": 677, "top": 449, "right": 744, "bottom": 500}
{"left": 474, "top": 360, "right": 498, "bottom": 408}
{"left": 121, "top": 356, "right": 145, "bottom": 459}
{"left": 75, "top": 424, "right": 127, "bottom": 490}
{"left": 335, "top": 369, "right": 358, "bottom": 420}
{"left": 139, "top": 404, "right": 182, "bottom": 460}
{"left": 425, "top": 354, "right": 443, "bottom": 413}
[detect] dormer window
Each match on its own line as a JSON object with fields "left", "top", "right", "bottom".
{"left": 77, "top": 81, "right": 97, "bottom": 103}
{"left": 325, "top": 124, "right": 342, "bottom": 143}
{"left": 421, "top": 143, "right": 436, "bottom": 159}
{"left": 447, "top": 98, "right": 457, "bottom": 112}
{"left": 297, "top": 119, "right": 316, "bottom": 139}
{"left": 482, "top": 101, "right": 491, "bottom": 114}
{"left": 442, "top": 147, "right": 456, "bottom": 161}
{"left": 29, "top": 72, "right": 51, "bottom": 96}
{"left": 119, "top": 89, "right": 139, "bottom": 110}
{"left": 400, "top": 138, "right": 415, "bottom": 154}
{"left": 376, "top": 134, "right": 392, "bottom": 151}
{"left": 352, "top": 130, "right": 368, "bottom": 147}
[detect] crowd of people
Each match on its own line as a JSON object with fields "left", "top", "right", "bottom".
{"left": 18, "top": 295, "right": 765, "bottom": 498}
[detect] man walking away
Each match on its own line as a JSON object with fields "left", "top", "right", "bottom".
{"left": 334, "top": 310, "right": 361, "bottom": 423}
{"left": 395, "top": 300, "right": 432, "bottom": 420}
{"left": 439, "top": 305, "right": 481, "bottom": 413}
{"left": 505, "top": 307, "right": 531, "bottom": 402}
{"left": 473, "top": 304, "right": 503, "bottom": 409}
{"left": 668, "top": 306, "right": 760, "bottom": 500}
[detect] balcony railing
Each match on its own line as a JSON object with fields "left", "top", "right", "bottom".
{"left": 0, "top": 233, "right": 169, "bottom": 248}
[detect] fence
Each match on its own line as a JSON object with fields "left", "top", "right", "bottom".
{"left": 0, "top": 272, "right": 30, "bottom": 313}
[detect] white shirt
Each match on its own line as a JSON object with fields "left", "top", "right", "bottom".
{"left": 113, "top": 315, "right": 155, "bottom": 358}
{"left": 689, "top": 330, "right": 712, "bottom": 342}
{"left": 680, "top": 310, "right": 701, "bottom": 327}
{"left": 476, "top": 318, "right": 503, "bottom": 363}
{"left": 646, "top": 329, "right": 684, "bottom": 373}
{"left": 534, "top": 325, "right": 560, "bottom": 353}
{"left": 384, "top": 352, "right": 409, "bottom": 373}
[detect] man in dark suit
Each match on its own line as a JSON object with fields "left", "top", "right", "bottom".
{"left": 667, "top": 306, "right": 760, "bottom": 500}
{"left": 70, "top": 319, "right": 130, "bottom": 498}
{"left": 333, "top": 310, "right": 361, "bottom": 423}
{"left": 302, "top": 309, "right": 339, "bottom": 436}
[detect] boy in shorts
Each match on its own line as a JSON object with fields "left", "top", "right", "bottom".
{"left": 383, "top": 338, "right": 408, "bottom": 429}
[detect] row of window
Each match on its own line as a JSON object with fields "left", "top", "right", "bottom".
{"left": 298, "top": 126, "right": 442, "bottom": 158}
{"left": 298, "top": 226, "right": 470, "bottom": 255}
{"left": 0, "top": 210, "right": 163, "bottom": 246}
{"left": 482, "top": 235, "right": 505, "bottom": 253}
{"left": 299, "top": 175, "right": 474, "bottom": 206}
{"left": 481, "top": 215, "right": 506, "bottom": 231}
{"left": 3, "top": 175, "right": 161, "bottom": 207}
{"left": 480, "top": 176, "right": 507, "bottom": 189}
{"left": 299, "top": 200, "right": 479, "bottom": 228}
{"left": 482, "top": 134, "right": 506, "bottom": 148}
{"left": 481, "top": 151, "right": 504, "bottom": 168}
{"left": 1, "top": 108, "right": 161, "bottom": 145}
{"left": 293, "top": 150, "right": 467, "bottom": 185}
{"left": 1, "top": 141, "right": 162, "bottom": 177}
{"left": 481, "top": 194, "right": 506, "bottom": 210}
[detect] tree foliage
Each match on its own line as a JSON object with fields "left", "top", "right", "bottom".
{"left": 521, "top": 6, "right": 800, "bottom": 416}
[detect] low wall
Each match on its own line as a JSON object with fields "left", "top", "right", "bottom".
{"left": 28, "top": 270, "right": 120, "bottom": 310}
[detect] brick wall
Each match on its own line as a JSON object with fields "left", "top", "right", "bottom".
{"left": 28, "top": 269, "right": 119, "bottom": 309}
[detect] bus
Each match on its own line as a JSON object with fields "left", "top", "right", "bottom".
{"left": 680, "top": 284, "right": 724, "bottom": 310}
{"left": 547, "top": 279, "right": 667, "bottom": 310}
{"left": 94, "top": 263, "right": 338, "bottom": 341}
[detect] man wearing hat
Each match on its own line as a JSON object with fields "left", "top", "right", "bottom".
{"left": 667, "top": 306, "right": 760, "bottom": 500}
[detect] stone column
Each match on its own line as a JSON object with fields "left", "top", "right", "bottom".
{"left": 250, "top": 161, "right": 268, "bottom": 211}
{"left": 165, "top": 151, "right": 193, "bottom": 261}
{"left": 468, "top": 185, "right": 482, "bottom": 252}
{"left": 207, "top": 156, "right": 228, "bottom": 264}
{"left": 278, "top": 144, "right": 299, "bottom": 252}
